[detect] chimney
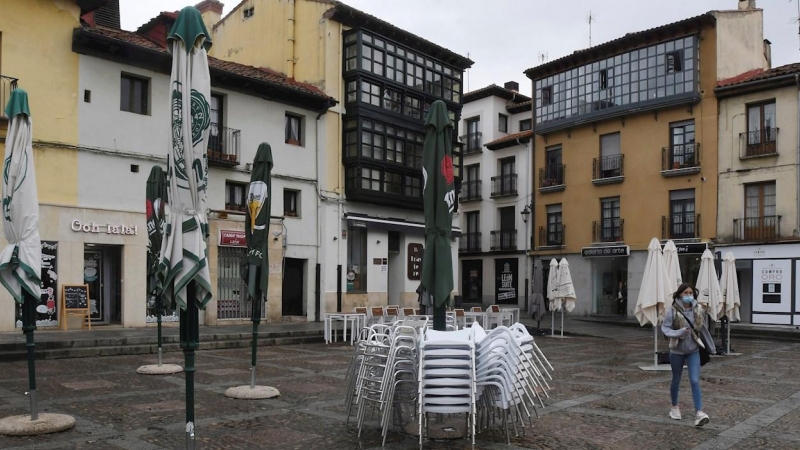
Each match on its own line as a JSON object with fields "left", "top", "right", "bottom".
{"left": 504, "top": 81, "right": 519, "bottom": 92}
{"left": 196, "top": 0, "right": 224, "bottom": 31}
{"left": 94, "top": 0, "right": 121, "bottom": 28}
{"left": 763, "top": 39, "right": 772, "bottom": 68}
{"left": 738, "top": 0, "right": 756, "bottom": 10}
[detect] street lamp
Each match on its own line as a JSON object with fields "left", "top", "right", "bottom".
{"left": 520, "top": 205, "right": 532, "bottom": 314}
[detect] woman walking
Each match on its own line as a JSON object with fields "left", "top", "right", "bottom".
{"left": 661, "top": 283, "right": 716, "bottom": 427}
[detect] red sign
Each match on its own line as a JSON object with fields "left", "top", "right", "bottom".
{"left": 219, "top": 230, "right": 246, "bottom": 247}
{"left": 440, "top": 155, "right": 454, "bottom": 185}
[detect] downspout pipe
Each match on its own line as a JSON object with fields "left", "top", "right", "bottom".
{"left": 314, "top": 106, "right": 327, "bottom": 322}
{"left": 795, "top": 74, "right": 800, "bottom": 237}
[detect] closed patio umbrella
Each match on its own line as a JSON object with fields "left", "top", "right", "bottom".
{"left": 528, "top": 259, "right": 546, "bottom": 327}
{"left": 157, "top": 7, "right": 213, "bottom": 449}
{"left": 635, "top": 238, "right": 673, "bottom": 370}
{"left": 553, "top": 258, "right": 576, "bottom": 338}
{"left": 420, "top": 100, "right": 456, "bottom": 331}
{"left": 547, "top": 258, "right": 560, "bottom": 336}
{"left": 662, "top": 240, "right": 682, "bottom": 292}
{"left": 720, "top": 251, "right": 741, "bottom": 355}
{"left": 0, "top": 89, "right": 75, "bottom": 433}
{"left": 696, "top": 249, "right": 722, "bottom": 322}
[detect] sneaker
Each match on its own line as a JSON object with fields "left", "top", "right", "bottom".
{"left": 669, "top": 406, "right": 681, "bottom": 420}
{"left": 695, "top": 411, "right": 709, "bottom": 427}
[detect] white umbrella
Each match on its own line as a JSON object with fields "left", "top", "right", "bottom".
{"left": 157, "top": 8, "right": 213, "bottom": 449}
{"left": 720, "top": 251, "right": 741, "bottom": 355}
{"left": 546, "top": 258, "right": 560, "bottom": 311}
{"left": 696, "top": 249, "right": 722, "bottom": 321}
{"left": 558, "top": 258, "right": 576, "bottom": 312}
{"left": 662, "top": 240, "right": 682, "bottom": 292}
{"left": 635, "top": 238, "right": 673, "bottom": 370}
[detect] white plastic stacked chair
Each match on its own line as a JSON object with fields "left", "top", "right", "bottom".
{"left": 345, "top": 324, "right": 392, "bottom": 428}
{"left": 378, "top": 322, "right": 420, "bottom": 446}
{"left": 417, "top": 329, "right": 476, "bottom": 449}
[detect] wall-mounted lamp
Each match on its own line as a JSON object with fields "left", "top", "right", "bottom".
{"left": 376, "top": 240, "right": 381, "bottom": 244}
{"left": 520, "top": 205, "right": 532, "bottom": 224}
{"left": 333, "top": 236, "right": 338, "bottom": 241}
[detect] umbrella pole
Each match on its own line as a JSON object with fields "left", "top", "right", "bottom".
{"left": 249, "top": 265, "right": 261, "bottom": 389}
{"left": 156, "top": 293, "right": 163, "bottom": 367}
{"left": 653, "top": 326, "right": 658, "bottom": 367}
{"left": 560, "top": 308, "right": 564, "bottom": 338}
{"left": 21, "top": 290, "right": 38, "bottom": 421}
{"left": 551, "top": 309, "right": 555, "bottom": 337}
{"left": 727, "top": 321, "right": 731, "bottom": 355}
{"left": 180, "top": 281, "right": 199, "bottom": 450}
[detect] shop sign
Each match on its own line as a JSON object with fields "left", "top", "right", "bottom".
{"left": 71, "top": 220, "right": 137, "bottom": 235}
{"left": 219, "top": 230, "right": 246, "bottom": 247}
{"left": 494, "top": 258, "right": 518, "bottom": 304}
{"left": 661, "top": 242, "right": 707, "bottom": 254}
{"left": 581, "top": 245, "right": 629, "bottom": 258}
{"left": 407, "top": 243, "right": 423, "bottom": 280}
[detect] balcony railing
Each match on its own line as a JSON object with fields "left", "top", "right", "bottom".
{"left": 207, "top": 126, "right": 242, "bottom": 166}
{"left": 460, "top": 132, "right": 483, "bottom": 155}
{"left": 539, "top": 164, "right": 565, "bottom": 190}
{"left": 460, "top": 180, "right": 482, "bottom": 202}
{"left": 459, "top": 232, "right": 481, "bottom": 252}
{"left": 740, "top": 128, "right": 778, "bottom": 158}
{"left": 592, "top": 219, "right": 624, "bottom": 243}
{"left": 662, "top": 143, "right": 701, "bottom": 174}
{"left": 0, "top": 75, "right": 19, "bottom": 121}
{"left": 661, "top": 213, "right": 700, "bottom": 240}
{"left": 490, "top": 229, "right": 517, "bottom": 251}
{"left": 592, "top": 154, "right": 624, "bottom": 183}
{"left": 733, "top": 215, "right": 781, "bottom": 242}
{"left": 490, "top": 174, "right": 517, "bottom": 198}
{"left": 539, "top": 224, "right": 565, "bottom": 247}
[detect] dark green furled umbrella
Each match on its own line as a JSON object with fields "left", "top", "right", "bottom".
{"left": 157, "top": 7, "right": 212, "bottom": 449}
{"left": 420, "top": 100, "right": 456, "bottom": 331}
{"left": 146, "top": 166, "right": 167, "bottom": 365}
{"left": 245, "top": 143, "right": 272, "bottom": 388}
{"left": 0, "top": 89, "right": 42, "bottom": 420}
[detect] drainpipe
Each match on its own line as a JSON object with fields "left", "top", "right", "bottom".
{"left": 314, "top": 106, "right": 327, "bottom": 322}
{"left": 286, "top": 0, "right": 296, "bottom": 78}
{"left": 796, "top": 74, "right": 800, "bottom": 236}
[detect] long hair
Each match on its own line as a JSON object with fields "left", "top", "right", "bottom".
{"left": 673, "top": 283, "right": 697, "bottom": 301}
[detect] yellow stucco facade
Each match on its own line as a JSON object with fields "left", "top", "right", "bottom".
{"left": 532, "top": 25, "right": 720, "bottom": 256}
{"left": 0, "top": 0, "right": 81, "bottom": 206}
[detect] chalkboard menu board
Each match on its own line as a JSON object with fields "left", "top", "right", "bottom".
{"left": 63, "top": 285, "right": 89, "bottom": 310}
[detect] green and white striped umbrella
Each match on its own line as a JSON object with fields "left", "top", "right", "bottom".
{"left": 158, "top": 7, "right": 213, "bottom": 311}
{"left": 0, "top": 89, "right": 41, "bottom": 305}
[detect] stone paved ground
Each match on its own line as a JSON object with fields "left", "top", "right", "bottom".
{"left": 0, "top": 333, "right": 799, "bottom": 449}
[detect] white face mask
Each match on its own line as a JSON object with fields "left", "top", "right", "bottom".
{"left": 681, "top": 295, "right": 694, "bottom": 304}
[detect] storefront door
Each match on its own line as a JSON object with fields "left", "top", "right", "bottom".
{"left": 84, "top": 245, "right": 121, "bottom": 324}
{"left": 592, "top": 257, "right": 628, "bottom": 315}
{"left": 461, "top": 259, "right": 483, "bottom": 304}
{"left": 282, "top": 258, "right": 305, "bottom": 316}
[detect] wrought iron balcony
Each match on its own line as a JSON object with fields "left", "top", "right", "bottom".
{"left": 207, "top": 126, "right": 242, "bottom": 167}
{"left": 459, "top": 232, "right": 481, "bottom": 253}
{"left": 592, "top": 219, "right": 624, "bottom": 243}
{"left": 460, "top": 180, "right": 482, "bottom": 202}
{"left": 539, "top": 165, "right": 565, "bottom": 191}
{"left": 592, "top": 154, "right": 624, "bottom": 184}
{"left": 0, "top": 75, "right": 19, "bottom": 121}
{"left": 661, "top": 213, "right": 700, "bottom": 240}
{"left": 539, "top": 224, "right": 565, "bottom": 247}
{"left": 490, "top": 174, "right": 517, "bottom": 198}
{"left": 661, "top": 143, "right": 701, "bottom": 176}
{"left": 460, "top": 132, "right": 483, "bottom": 155}
{"left": 490, "top": 229, "right": 517, "bottom": 251}
{"left": 740, "top": 128, "right": 778, "bottom": 159}
{"left": 733, "top": 215, "right": 781, "bottom": 242}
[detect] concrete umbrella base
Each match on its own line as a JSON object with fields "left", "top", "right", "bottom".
{"left": 136, "top": 364, "right": 183, "bottom": 375}
{"left": 224, "top": 385, "right": 280, "bottom": 400}
{"left": 0, "top": 413, "right": 75, "bottom": 436}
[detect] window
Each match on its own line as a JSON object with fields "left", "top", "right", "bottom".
{"left": 599, "top": 132, "right": 622, "bottom": 178}
{"left": 243, "top": 6, "right": 254, "bottom": 19}
{"left": 344, "top": 39, "right": 358, "bottom": 71}
{"left": 403, "top": 95, "right": 421, "bottom": 119}
{"left": 465, "top": 118, "right": 481, "bottom": 153}
{"left": 360, "top": 44, "right": 384, "bottom": 76}
{"left": 519, "top": 119, "right": 532, "bottom": 132}
{"left": 498, "top": 114, "right": 508, "bottom": 132}
{"left": 464, "top": 211, "right": 480, "bottom": 251}
{"left": 120, "top": 73, "right": 149, "bottom": 115}
{"left": 285, "top": 113, "right": 302, "bottom": 145}
{"left": 600, "top": 197, "right": 621, "bottom": 242}
{"left": 744, "top": 182, "right": 777, "bottom": 240}
{"left": 543, "top": 145, "right": 562, "bottom": 186}
{"left": 600, "top": 69, "right": 608, "bottom": 89}
{"left": 669, "top": 120, "right": 696, "bottom": 168}
{"left": 225, "top": 181, "right": 246, "bottom": 211}
{"left": 208, "top": 93, "right": 224, "bottom": 152}
{"left": 360, "top": 80, "right": 381, "bottom": 106}
{"left": 497, "top": 206, "right": 516, "bottom": 250}
{"left": 546, "top": 204, "right": 563, "bottom": 246}
{"left": 347, "top": 225, "right": 368, "bottom": 292}
{"left": 284, "top": 189, "right": 299, "bottom": 217}
{"left": 382, "top": 87, "right": 402, "bottom": 113}
{"left": 541, "top": 86, "right": 553, "bottom": 105}
{"left": 666, "top": 51, "right": 683, "bottom": 73}
{"left": 463, "top": 164, "right": 480, "bottom": 200}
{"left": 746, "top": 101, "right": 777, "bottom": 156}
{"left": 669, "top": 189, "right": 695, "bottom": 239}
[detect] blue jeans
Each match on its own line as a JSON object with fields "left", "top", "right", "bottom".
{"left": 669, "top": 351, "right": 702, "bottom": 411}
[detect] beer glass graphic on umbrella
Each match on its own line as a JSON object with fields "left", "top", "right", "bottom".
{"left": 248, "top": 182, "right": 267, "bottom": 233}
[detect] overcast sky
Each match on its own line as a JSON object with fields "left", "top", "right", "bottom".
{"left": 120, "top": 0, "right": 800, "bottom": 96}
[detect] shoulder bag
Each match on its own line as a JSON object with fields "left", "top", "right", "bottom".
{"left": 674, "top": 308, "right": 710, "bottom": 366}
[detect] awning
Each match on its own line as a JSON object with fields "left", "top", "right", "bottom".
{"left": 345, "top": 214, "right": 462, "bottom": 237}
